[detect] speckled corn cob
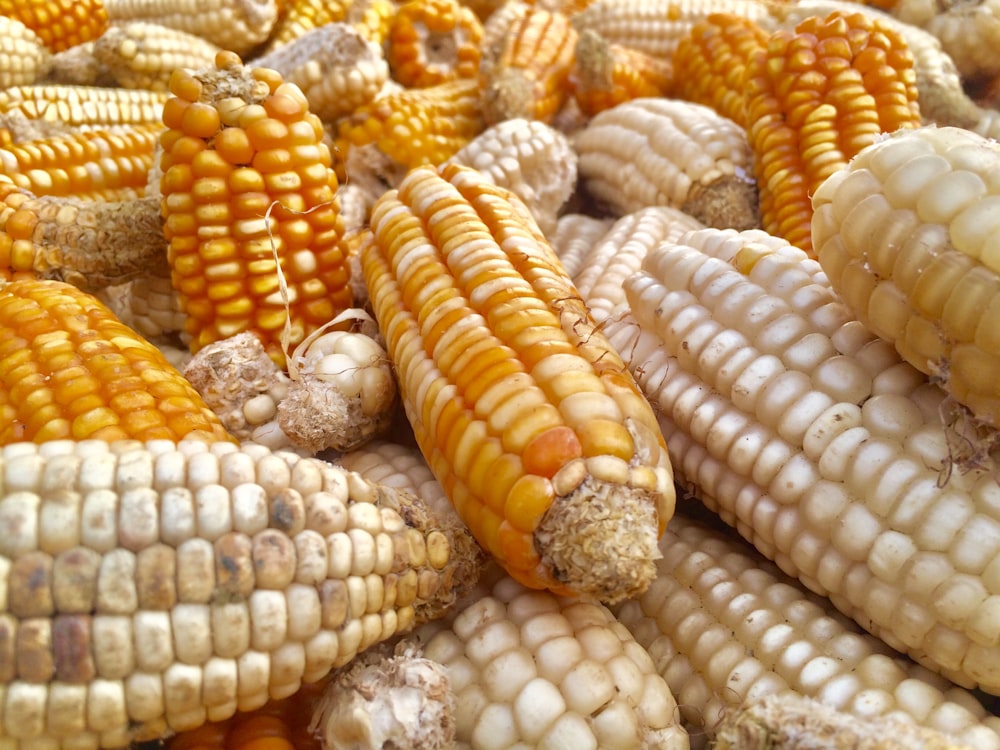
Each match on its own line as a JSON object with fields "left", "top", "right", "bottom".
{"left": 386, "top": 0, "right": 484, "bottom": 88}
{"left": 362, "top": 162, "right": 675, "bottom": 602}
{"left": 601, "top": 226, "right": 1000, "bottom": 694}
{"left": 0, "top": 16, "right": 53, "bottom": 90}
{"left": 159, "top": 51, "right": 353, "bottom": 367}
{"left": 0, "top": 84, "right": 168, "bottom": 129}
{"left": 0, "top": 437, "right": 481, "bottom": 746}
{"left": 573, "top": 97, "right": 759, "bottom": 230}
{"left": 0, "top": 0, "right": 109, "bottom": 52}
{"left": 412, "top": 574, "right": 690, "bottom": 749}
{"left": 745, "top": 10, "right": 921, "bottom": 255}
{"left": 614, "top": 514, "right": 1000, "bottom": 750}
{"left": 811, "top": 125, "right": 1000, "bottom": 430}
{"left": 264, "top": 0, "right": 395, "bottom": 50}
{"left": 0, "top": 279, "right": 232, "bottom": 444}
{"left": 91, "top": 22, "right": 221, "bottom": 92}
{"left": 104, "top": 0, "right": 278, "bottom": 55}
{"left": 547, "top": 213, "right": 614, "bottom": 280}
{"left": 0, "top": 123, "right": 160, "bottom": 201}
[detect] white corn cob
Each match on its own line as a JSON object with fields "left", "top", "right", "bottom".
{"left": 92, "top": 21, "right": 221, "bottom": 92}
{"left": 572, "top": 98, "right": 759, "bottom": 230}
{"left": 0, "top": 16, "right": 52, "bottom": 90}
{"left": 601, "top": 225, "right": 1000, "bottom": 695}
{"left": 616, "top": 514, "right": 1000, "bottom": 749}
{"left": 892, "top": 0, "right": 1000, "bottom": 81}
{"left": 546, "top": 213, "right": 614, "bottom": 280}
{"left": 0, "top": 439, "right": 481, "bottom": 747}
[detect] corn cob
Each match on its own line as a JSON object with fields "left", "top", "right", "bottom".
{"left": 479, "top": 7, "right": 578, "bottom": 124}
{"left": 338, "top": 440, "right": 454, "bottom": 519}
{"left": 0, "top": 16, "right": 53, "bottom": 90}
{"left": 386, "top": 0, "right": 485, "bottom": 88}
{"left": 91, "top": 22, "right": 221, "bottom": 93}
{"left": 0, "top": 113, "right": 73, "bottom": 148}
{"left": 745, "top": 10, "right": 922, "bottom": 255}
{"left": 0, "top": 437, "right": 481, "bottom": 746}
{"left": 46, "top": 42, "right": 116, "bottom": 87}
{"left": 263, "top": 0, "right": 395, "bottom": 50}
{"left": 600, "top": 225, "right": 1000, "bottom": 694}
{"left": 336, "top": 78, "right": 486, "bottom": 169}
{"left": 0, "top": 279, "right": 232, "bottom": 444}
{"left": 547, "top": 213, "right": 614, "bottom": 280}
{"left": 361, "top": 162, "right": 674, "bottom": 602}
{"left": 0, "top": 0, "right": 109, "bottom": 53}
{"left": 97, "top": 273, "right": 187, "bottom": 343}
{"left": 892, "top": 0, "right": 1000, "bottom": 81}
{"left": 159, "top": 51, "right": 353, "bottom": 367}
{"left": 0, "top": 85, "right": 168, "bottom": 130}
{"left": 0, "top": 185, "right": 168, "bottom": 291}
{"left": 480, "top": 0, "right": 530, "bottom": 51}
{"left": 613, "top": 514, "right": 1000, "bottom": 749}
{"left": 411, "top": 573, "right": 690, "bottom": 748}
{"left": 573, "top": 97, "right": 759, "bottom": 230}
{"left": 0, "top": 123, "right": 160, "bottom": 201}
{"left": 445, "top": 118, "right": 577, "bottom": 236}
{"left": 811, "top": 125, "right": 1000, "bottom": 430}
{"left": 104, "top": 0, "right": 279, "bottom": 55}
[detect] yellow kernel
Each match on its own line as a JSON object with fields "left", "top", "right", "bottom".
{"left": 169, "top": 69, "right": 203, "bottom": 101}
{"left": 181, "top": 102, "right": 221, "bottom": 139}
{"left": 504, "top": 474, "right": 555, "bottom": 533}
{"left": 246, "top": 119, "right": 290, "bottom": 151}
{"left": 576, "top": 418, "right": 635, "bottom": 461}
{"left": 215, "top": 129, "right": 255, "bottom": 165}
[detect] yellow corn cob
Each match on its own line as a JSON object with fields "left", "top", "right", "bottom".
{"left": 91, "top": 22, "right": 221, "bottom": 92}
{"left": 445, "top": 118, "right": 577, "bottom": 236}
{"left": 159, "top": 51, "right": 353, "bottom": 367}
{"left": 613, "top": 514, "right": 1000, "bottom": 749}
{"left": 0, "top": 279, "right": 232, "bottom": 444}
{"left": 572, "top": 97, "right": 759, "bottom": 230}
{"left": 812, "top": 125, "right": 1000, "bottom": 430}
{"left": 412, "top": 574, "right": 690, "bottom": 748}
{"left": 892, "top": 0, "right": 1000, "bottom": 81}
{"left": 0, "top": 437, "right": 481, "bottom": 746}
{"left": 0, "top": 84, "right": 168, "bottom": 130}
{"left": 336, "top": 78, "right": 486, "bottom": 169}
{"left": 601, "top": 225, "right": 1000, "bottom": 694}
{"left": 570, "top": 0, "right": 770, "bottom": 61}
{"left": 251, "top": 23, "right": 389, "bottom": 124}
{"left": 361, "top": 162, "right": 674, "bottom": 602}
{"left": 0, "top": 123, "right": 160, "bottom": 201}
{"left": 0, "top": 0, "right": 109, "bottom": 53}
{"left": 0, "top": 185, "right": 168, "bottom": 291}
{"left": 104, "top": 0, "right": 279, "bottom": 55}
{"left": 387, "top": 0, "right": 484, "bottom": 88}
{"left": 264, "top": 0, "right": 395, "bottom": 50}
{"left": 570, "top": 29, "right": 676, "bottom": 117}
{"left": 745, "top": 10, "right": 922, "bottom": 255}
{"left": 0, "top": 16, "right": 53, "bottom": 90}
{"left": 479, "top": 7, "right": 578, "bottom": 124}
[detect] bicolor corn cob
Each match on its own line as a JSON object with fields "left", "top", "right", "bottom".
{"left": 413, "top": 574, "right": 690, "bottom": 749}
{"left": 614, "top": 514, "right": 1000, "bottom": 749}
{"left": 600, "top": 226, "right": 1000, "bottom": 694}
{"left": 745, "top": 10, "right": 922, "bottom": 255}
{"left": 0, "top": 438, "right": 481, "bottom": 746}
{"left": 263, "top": 0, "right": 394, "bottom": 50}
{"left": 91, "top": 22, "right": 221, "bottom": 92}
{"left": 0, "top": 16, "right": 53, "bottom": 90}
{"left": 361, "top": 162, "right": 675, "bottom": 602}
{"left": 811, "top": 125, "right": 1000, "bottom": 429}
{"left": 0, "top": 279, "right": 232, "bottom": 444}
{"left": 0, "top": 85, "right": 168, "bottom": 130}
{"left": 573, "top": 97, "right": 759, "bottom": 230}
{"left": 479, "top": 7, "right": 578, "bottom": 124}
{"left": 158, "top": 51, "right": 353, "bottom": 367}
{"left": 387, "top": 0, "right": 485, "bottom": 88}
{"left": 0, "top": 0, "right": 109, "bottom": 53}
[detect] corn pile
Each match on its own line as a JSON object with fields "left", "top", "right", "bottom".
{"left": 3, "top": 0, "right": 1000, "bottom": 748}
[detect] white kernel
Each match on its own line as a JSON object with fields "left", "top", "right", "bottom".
{"left": 519, "top": 612, "right": 574, "bottom": 651}
{"left": 538, "top": 712, "right": 597, "bottom": 750}
{"left": 466, "top": 620, "right": 521, "bottom": 669}
{"left": 513, "top": 677, "right": 566, "bottom": 742}
{"left": 483, "top": 646, "right": 537, "bottom": 703}
{"left": 195, "top": 484, "right": 232, "bottom": 541}
{"left": 560, "top": 659, "right": 615, "bottom": 715}
{"left": 471, "top": 704, "right": 520, "bottom": 750}
{"left": 535, "top": 635, "right": 585, "bottom": 684}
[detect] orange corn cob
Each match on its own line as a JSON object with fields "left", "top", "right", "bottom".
{"left": 387, "top": 0, "right": 485, "bottom": 88}
{"left": 0, "top": 0, "right": 109, "bottom": 53}
{"left": 264, "top": 0, "right": 395, "bottom": 50}
{"left": 361, "top": 162, "right": 675, "bottom": 602}
{"left": 479, "top": 7, "right": 578, "bottom": 124}
{"left": 0, "top": 84, "right": 168, "bottom": 130}
{"left": 670, "top": 12, "right": 768, "bottom": 127}
{"left": 0, "top": 278, "right": 233, "bottom": 444}
{"left": 158, "top": 51, "right": 353, "bottom": 367}
{"left": 746, "top": 10, "right": 921, "bottom": 255}
{"left": 570, "top": 29, "right": 675, "bottom": 116}
{"left": 336, "top": 78, "right": 486, "bottom": 168}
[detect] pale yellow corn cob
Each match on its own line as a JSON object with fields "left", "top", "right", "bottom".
{"left": 104, "top": 0, "right": 279, "bottom": 55}
{"left": 46, "top": 42, "right": 115, "bottom": 87}
{"left": 445, "top": 118, "right": 577, "bottom": 236}
{"left": 570, "top": 0, "right": 770, "bottom": 60}
{"left": 413, "top": 574, "right": 691, "bottom": 749}
{"left": 892, "top": 0, "right": 1000, "bottom": 81}
{"left": 251, "top": 23, "right": 389, "bottom": 124}
{"left": 614, "top": 515, "right": 1000, "bottom": 749}
{"left": 573, "top": 97, "right": 759, "bottom": 230}
{"left": 601, "top": 225, "right": 1000, "bottom": 694}
{"left": 0, "top": 85, "right": 167, "bottom": 129}
{"left": 0, "top": 438, "right": 481, "bottom": 747}
{"left": 92, "top": 22, "right": 221, "bottom": 92}
{"left": 812, "top": 125, "right": 1000, "bottom": 429}
{"left": 0, "top": 16, "right": 53, "bottom": 90}
{"left": 546, "top": 213, "right": 614, "bottom": 280}
{"left": 573, "top": 205, "right": 704, "bottom": 324}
